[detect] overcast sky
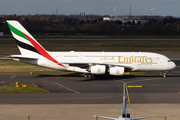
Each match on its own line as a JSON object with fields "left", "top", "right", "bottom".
{"left": 0, "top": 0, "right": 180, "bottom": 17}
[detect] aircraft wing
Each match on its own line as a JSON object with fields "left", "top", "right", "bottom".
{"left": 60, "top": 62, "right": 133, "bottom": 71}
{"left": 93, "top": 115, "right": 117, "bottom": 120}
{"left": 132, "top": 116, "right": 155, "bottom": 120}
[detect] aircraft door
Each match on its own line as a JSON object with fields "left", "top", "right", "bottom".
{"left": 80, "top": 55, "right": 84, "bottom": 62}
{"left": 160, "top": 61, "right": 164, "bottom": 67}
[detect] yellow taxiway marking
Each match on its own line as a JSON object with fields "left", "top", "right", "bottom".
{"left": 124, "top": 72, "right": 130, "bottom": 75}
{"left": 10, "top": 75, "right": 16, "bottom": 79}
{"left": 56, "top": 76, "right": 62, "bottom": 79}
{"left": 115, "top": 78, "right": 178, "bottom": 116}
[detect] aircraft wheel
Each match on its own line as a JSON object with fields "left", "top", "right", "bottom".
{"left": 84, "top": 74, "right": 88, "bottom": 78}
{"left": 84, "top": 74, "right": 93, "bottom": 78}
{"left": 163, "top": 74, "right": 166, "bottom": 78}
{"left": 163, "top": 72, "right": 167, "bottom": 77}
{"left": 88, "top": 74, "right": 92, "bottom": 78}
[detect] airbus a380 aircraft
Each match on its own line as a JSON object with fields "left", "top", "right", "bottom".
{"left": 6, "top": 20, "right": 176, "bottom": 77}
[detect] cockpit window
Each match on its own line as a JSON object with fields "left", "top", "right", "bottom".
{"left": 168, "top": 60, "right": 172, "bottom": 62}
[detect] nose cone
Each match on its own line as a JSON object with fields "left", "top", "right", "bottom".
{"left": 172, "top": 62, "right": 176, "bottom": 69}
{"left": 169, "top": 61, "right": 176, "bottom": 70}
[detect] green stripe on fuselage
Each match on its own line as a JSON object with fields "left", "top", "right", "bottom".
{"left": 7, "top": 22, "right": 28, "bottom": 41}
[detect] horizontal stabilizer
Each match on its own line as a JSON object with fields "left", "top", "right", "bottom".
{"left": 93, "top": 115, "right": 117, "bottom": 120}
{"left": 10, "top": 55, "right": 39, "bottom": 60}
{"left": 0, "top": 55, "right": 12, "bottom": 59}
{"left": 132, "top": 116, "right": 155, "bottom": 120}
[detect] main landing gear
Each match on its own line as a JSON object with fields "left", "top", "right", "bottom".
{"left": 84, "top": 74, "right": 94, "bottom": 78}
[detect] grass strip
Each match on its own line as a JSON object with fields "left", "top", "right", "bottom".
{"left": 0, "top": 84, "right": 51, "bottom": 93}
{"left": 128, "top": 72, "right": 145, "bottom": 75}
{"left": 1, "top": 40, "right": 180, "bottom": 56}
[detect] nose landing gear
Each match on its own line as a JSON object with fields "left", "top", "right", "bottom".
{"left": 160, "top": 71, "right": 167, "bottom": 77}
{"left": 163, "top": 73, "right": 166, "bottom": 77}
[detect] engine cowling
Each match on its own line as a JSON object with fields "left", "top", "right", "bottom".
{"left": 90, "top": 65, "right": 106, "bottom": 74}
{"left": 109, "top": 67, "right": 124, "bottom": 76}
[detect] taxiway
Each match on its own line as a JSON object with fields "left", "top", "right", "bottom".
{"left": 0, "top": 74, "right": 180, "bottom": 104}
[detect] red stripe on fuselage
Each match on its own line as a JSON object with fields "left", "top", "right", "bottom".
{"left": 23, "top": 33, "right": 65, "bottom": 68}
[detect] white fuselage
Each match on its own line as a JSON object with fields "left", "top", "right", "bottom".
{"left": 18, "top": 51, "right": 176, "bottom": 75}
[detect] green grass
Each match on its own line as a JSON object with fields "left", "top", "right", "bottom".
{"left": 0, "top": 39, "right": 180, "bottom": 56}
{"left": 0, "top": 60, "right": 56, "bottom": 72}
{"left": 128, "top": 72, "right": 145, "bottom": 75}
{"left": 0, "top": 84, "right": 51, "bottom": 93}
{"left": 0, "top": 59, "right": 30, "bottom": 66}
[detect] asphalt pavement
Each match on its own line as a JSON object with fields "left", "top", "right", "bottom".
{"left": 0, "top": 74, "right": 180, "bottom": 104}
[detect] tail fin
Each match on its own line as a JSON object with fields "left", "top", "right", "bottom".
{"left": 6, "top": 20, "right": 45, "bottom": 56}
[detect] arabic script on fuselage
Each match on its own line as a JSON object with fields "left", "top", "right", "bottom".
{"left": 100, "top": 57, "right": 115, "bottom": 60}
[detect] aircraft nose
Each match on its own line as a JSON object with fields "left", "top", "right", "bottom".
{"left": 170, "top": 61, "right": 176, "bottom": 69}
{"left": 167, "top": 61, "right": 176, "bottom": 70}
{"left": 172, "top": 62, "right": 176, "bottom": 69}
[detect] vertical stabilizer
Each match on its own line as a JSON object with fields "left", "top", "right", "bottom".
{"left": 6, "top": 20, "right": 45, "bottom": 56}
{"left": 7, "top": 20, "right": 66, "bottom": 68}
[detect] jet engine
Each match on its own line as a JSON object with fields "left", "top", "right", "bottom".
{"left": 90, "top": 65, "right": 106, "bottom": 74}
{"left": 109, "top": 67, "right": 124, "bottom": 76}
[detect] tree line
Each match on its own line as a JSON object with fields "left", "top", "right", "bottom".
{"left": 1, "top": 15, "right": 180, "bottom": 36}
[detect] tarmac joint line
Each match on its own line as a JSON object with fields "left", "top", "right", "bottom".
{"left": 126, "top": 77, "right": 164, "bottom": 84}
{"left": 10, "top": 75, "right": 16, "bottom": 79}
{"left": 55, "top": 82, "right": 81, "bottom": 94}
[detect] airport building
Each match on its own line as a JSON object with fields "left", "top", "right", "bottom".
{"left": 103, "top": 16, "right": 149, "bottom": 24}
